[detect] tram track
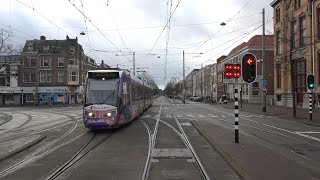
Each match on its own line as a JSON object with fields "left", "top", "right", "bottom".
{"left": 45, "top": 132, "right": 113, "bottom": 180}
{"left": 0, "top": 113, "right": 81, "bottom": 177}
{"left": 141, "top": 103, "right": 210, "bottom": 180}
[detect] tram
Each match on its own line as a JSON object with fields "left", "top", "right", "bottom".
{"left": 83, "top": 69, "right": 153, "bottom": 129}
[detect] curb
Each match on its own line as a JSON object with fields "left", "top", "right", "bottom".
{"left": 191, "top": 121, "right": 251, "bottom": 180}
{"left": 220, "top": 105, "right": 320, "bottom": 127}
{"left": 0, "top": 135, "right": 46, "bottom": 162}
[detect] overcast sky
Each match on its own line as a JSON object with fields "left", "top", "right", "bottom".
{"left": 0, "top": 0, "right": 274, "bottom": 89}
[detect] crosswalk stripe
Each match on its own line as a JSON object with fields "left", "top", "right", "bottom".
{"left": 198, "top": 114, "right": 205, "bottom": 117}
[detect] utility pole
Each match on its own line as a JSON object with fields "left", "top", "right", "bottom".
{"left": 262, "top": 8, "right": 267, "bottom": 112}
{"left": 182, "top": 50, "right": 186, "bottom": 104}
{"left": 133, "top": 52, "right": 135, "bottom": 76}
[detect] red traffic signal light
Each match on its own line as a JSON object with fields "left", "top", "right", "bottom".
{"left": 241, "top": 53, "right": 257, "bottom": 83}
{"left": 224, "top": 64, "right": 241, "bottom": 79}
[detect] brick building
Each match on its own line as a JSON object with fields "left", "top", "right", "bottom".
{"left": 19, "top": 35, "right": 97, "bottom": 105}
{"left": 271, "top": 0, "right": 320, "bottom": 108}
{"left": 216, "top": 55, "right": 227, "bottom": 99}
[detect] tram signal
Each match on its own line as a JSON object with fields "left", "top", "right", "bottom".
{"left": 307, "top": 74, "right": 315, "bottom": 89}
{"left": 233, "top": 64, "right": 241, "bottom": 79}
{"left": 242, "top": 53, "right": 257, "bottom": 83}
{"left": 224, "top": 64, "right": 233, "bottom": 78}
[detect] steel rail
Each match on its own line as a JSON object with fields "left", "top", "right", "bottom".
{"left": 141, "top": 104, "right": 162, "bottom": 180}
{"left": 173, "top": 114, "right": 211, "bottom": 180}
{"left": 46, "top": 133, "right": 112, "bottom": 180}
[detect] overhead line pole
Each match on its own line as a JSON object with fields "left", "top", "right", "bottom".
{"left": 183, "top": 50, "right": 186, "bottom": 104}
{"left": 262, "top": 8, "right": 266, "bottom": 112}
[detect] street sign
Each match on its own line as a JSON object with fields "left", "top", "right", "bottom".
{"left": 262, "top": 79, "right": 267, "bottom": 87}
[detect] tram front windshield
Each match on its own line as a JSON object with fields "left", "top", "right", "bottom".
{"left": 85, "top": 78, "right": 118, "bottom": 106}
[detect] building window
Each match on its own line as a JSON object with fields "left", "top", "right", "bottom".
{"left": 292, "top": 21, "right": 297, "bottom": 48}
{"left": 300, "top": 15, "right": 306, "bottom": 47}
{"left": 30, "top": 57, "right": 37, "bottom": 67}
{"left": 276, "top": 30, "right": 281, "bottom": 54}
{"left": 70, "top": 46, "right": 75, "bottom": 54}
{"left": 23, "top": 72, "right": 29, "bottom": 82}
{"left": 27, "top": 46, "right": 33, "bottom": 51}
{"left": 40, "top": 71, "right": 46, "bottom": 83}
{"left": 294, "top": 0, "right": 301, "bottom": 10}
{"left": 318, "top": 8, "right": 320, "bottom": 40}
{"left": 58, "top": 57, "right": 64, "bottom": 67}
{"left": 276, "top": 7, "right": 280, "bottom": 23}
{"left": 47, "top": 71, "right": 52, "bottom": 83}
{"left": 69, "top": 71, "right": 79, "bottom": 82}
{"left": 30, "top": 73, "right": 36, "bottom": 83}
{"left": 43, "top": 57, "right": 49, "bottom": 67}
{"left": 44, "top": 46, "right": 49, "bottom": 50}
{"left": 40, "top": 71, "right": 52, "bottom": 83}
{"left": 318, "top": 52, "right": 320, "bottom": 84}
{"left": 69, "top": 58, "right": 76, "bottom": 65}
{"left": 276, "top": 64, "right": 281, "bottom": 88}
{"left": 0, "top": 77, "right": 5, "bottom": 86}
{"left": 23, "top": 58, "right": 29, "bottom": 67}
{"left": 58, "top": 71, "right": 64, "bottom": 82}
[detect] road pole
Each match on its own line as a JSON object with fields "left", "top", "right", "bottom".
{"left": 240, "top": 86, "right": 243, "bottom": 108}
{"left": 235, "top": 80, "right": 239, "bottom": 143}
{"left": 309, "top": 90, "right": 313, "bottom": 120}
{"left": 133, "top": 52, "right": 135, "bottom": 76}
{"left": 262, "top": 8, "right": 266, "bottom": 112}
{"left": 21, "top": 89, "right": 24, "bottom": 107}
{"left": 182, "top": 50, "right": 186, "bottom": 104}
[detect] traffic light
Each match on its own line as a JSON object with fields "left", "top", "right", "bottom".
{"left": 233, "top": 64, "right": 241, "bottom": 79}
{"left": 307, "top": 74, "right": 315, "bottom": 89}
{"left": 224, "top": 64, "right": 233, "bottom": 78}
{"left": 241, "top": 53, "right": 257, "bottom": 83}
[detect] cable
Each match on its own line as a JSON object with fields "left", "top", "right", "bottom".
{"left": 67, "top": 0, "right": 132, "bottom": 63}
{"left": 79, "top": 0, "right": 92, "bottom": 50}
{"left": 190, "top": 0, "right": 250, "bottom": 53}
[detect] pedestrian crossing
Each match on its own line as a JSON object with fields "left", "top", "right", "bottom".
{"left": 141, "top": 113, "right": 265, "bottom": 119}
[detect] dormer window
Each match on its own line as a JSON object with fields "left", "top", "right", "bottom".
{"left": 70, "top": 46, "right": 75, "bottom": 54}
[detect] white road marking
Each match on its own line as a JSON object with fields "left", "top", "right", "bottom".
{"left": 186, "top": 114, "right": 195, "bottom": 118}
{"left": 176, "top": 115, "right": 183, "bottom": 118}
{"left": 296, "top": 131, "right": 320, "bottom": 134}
{"left": 198, "top": 114, "right": 205, "bottom": 118}
{"left": 165, "top": 114, "right": 172, "bottom": 118}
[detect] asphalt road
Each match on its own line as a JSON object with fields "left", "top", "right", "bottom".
{"left": 0, "top": 97, "right": 319, "bottom": 179}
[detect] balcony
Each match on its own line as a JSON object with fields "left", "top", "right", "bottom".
{"left": 67, "top": 64, "right": 79, "bottom": 69}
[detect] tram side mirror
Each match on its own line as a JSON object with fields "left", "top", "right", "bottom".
{"left": 123, "top": 83, "right": 127, "bottom": 94}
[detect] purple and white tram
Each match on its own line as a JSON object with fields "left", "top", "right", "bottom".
{"left": 83, "top": 69, "right": 153, "bottom": 129}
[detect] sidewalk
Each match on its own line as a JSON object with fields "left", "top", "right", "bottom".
{"left": 192, "top": 121, "right": 320, "bottom": 180}
{"left": 219, "top": 102, "right": 320, "bottom": 126}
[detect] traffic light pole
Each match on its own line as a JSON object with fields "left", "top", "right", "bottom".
{"left": 234, "top": 81, "right": 239, "bottom": 143}
{"left": 309, "top": 90, "right": 313, "bottom": 121}
{"left": 262, "top": 8, "right": 266, "bottom": 112}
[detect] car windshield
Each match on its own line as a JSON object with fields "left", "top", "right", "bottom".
{"left": 85, "top": 78, "right": 118, "bottom": 106}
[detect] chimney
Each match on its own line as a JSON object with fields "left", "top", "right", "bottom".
{"left": 66, "top": 35, "right": 69, "bottom": 40}
{"left": 40, "top": 36, "right": 46, "bottom": 40}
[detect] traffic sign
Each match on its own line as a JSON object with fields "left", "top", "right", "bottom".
{"left": 262, "top": 79, "right": 267, "bottom": 87}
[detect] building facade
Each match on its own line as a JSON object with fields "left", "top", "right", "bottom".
{"left": 271, "top": 0, "right": 320, "bottom": 108}
{"left": 19, "top": 35, "right": 96, "bottom": 105}
{"left": 0, "top": 55, "right": 21, "bottom": 106}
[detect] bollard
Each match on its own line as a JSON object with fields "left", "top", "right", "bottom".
{"left": 235, "top": 88, "right": 239, "bottom": 143}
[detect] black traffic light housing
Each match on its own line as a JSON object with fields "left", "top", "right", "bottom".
{"left": 307, "top": 74, "right": 315, "bottom": 89}
{"left": 241, "top": 53, "right": 257, "bottom": 83}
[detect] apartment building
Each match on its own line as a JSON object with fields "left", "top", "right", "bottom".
{"left": 0, "top": 55, "right": 21, "bottom": 105}
{"left": 19, "top": 35, "right": 96, "bottom": 105}
{"left": 271, "top": 0, "right": 320, "bottom": 108}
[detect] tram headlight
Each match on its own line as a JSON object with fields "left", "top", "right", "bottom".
{"left": 103, "top": 110, "right": 117, "bottom": 118}
{"left": 85, "top": 111, "right": 95, "bottom": 117}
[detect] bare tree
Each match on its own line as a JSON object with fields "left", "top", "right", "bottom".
{"left": 0, "top": 28, "right": 22, "bottom": 86}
